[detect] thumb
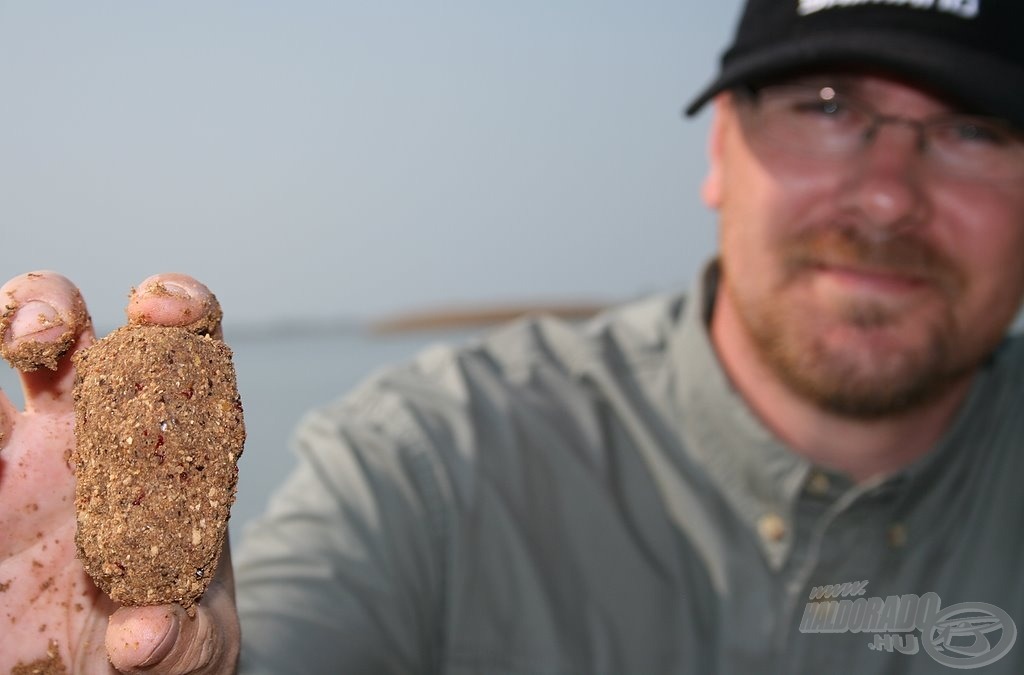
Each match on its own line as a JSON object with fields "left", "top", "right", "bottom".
{"left": 106, "top": 601, "right": 239, "bottom": 674}
{"left": 105, "top": 520, "right": 239, "bottom": 673}
{"left": 106, "top": 605, "right": 184, "bottom": 671}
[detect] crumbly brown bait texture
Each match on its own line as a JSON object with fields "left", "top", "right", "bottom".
{"left": 11, "top": 640, "right": 67, "bottom": 675}
{"left": 71, "top": 325, "right": 245, "bottom": 612}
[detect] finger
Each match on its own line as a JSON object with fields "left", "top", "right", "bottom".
{"left": 0, "top": 271, "right": 94, "bottom": 413}
{"left": 0, "top": 388, "right": 15, "bottom": 451}
{"left": 127, "top": 274, "right": 223, "bottom": 339}
{"left": 106, "top": 540, "right": 239, "bottom": 674}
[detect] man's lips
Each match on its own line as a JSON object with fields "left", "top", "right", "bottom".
{"left": 805, "top": 262, "right": 933, "bottom": 295}
{"left": 781, "top": 226, "right": 963, "bottom": 299}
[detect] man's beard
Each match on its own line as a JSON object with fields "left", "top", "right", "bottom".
{"left": 727, "top": 226, "right": 977, "bottom": 419}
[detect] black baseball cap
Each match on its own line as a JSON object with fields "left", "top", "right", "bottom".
{"left": 685, "top": 0, "right": 1024, "bottom": 131}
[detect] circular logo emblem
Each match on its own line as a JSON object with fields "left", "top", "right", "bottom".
{"left": 922, "top": 602, "right": 1017, "bottom": 669}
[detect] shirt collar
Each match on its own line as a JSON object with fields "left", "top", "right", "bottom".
{"left": 668, "top": 259, "right": 810, "bottom": 569}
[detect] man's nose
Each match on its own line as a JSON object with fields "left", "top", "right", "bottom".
{"left": 837, "top": 123, "right": 932, "bottom": 237}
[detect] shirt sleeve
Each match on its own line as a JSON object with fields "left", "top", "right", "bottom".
{"left": 233, "top": 382, "right": 451, "bottom": 675}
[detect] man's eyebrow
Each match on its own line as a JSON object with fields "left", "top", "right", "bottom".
{"left": 782, "top": 74, "right": 860, "bottom": 91}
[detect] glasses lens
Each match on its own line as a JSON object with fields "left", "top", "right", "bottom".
{"left": 739, "top": 85, "right": 1024, "bottom": 181}
{"left": 741, "top": 85, "right": 869, "bottom": 157}
{"left": 927, "top": 118, "right": 1024, "bottom": 180}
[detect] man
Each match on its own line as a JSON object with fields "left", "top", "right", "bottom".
{"left": 233, "top": 2, "right": 1024, "bottom": 672}
{"left": 3, "top": 0, "right": 1024, "bottom": 672}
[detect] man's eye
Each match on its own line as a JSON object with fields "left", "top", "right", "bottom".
{"left": 941, "top": 121, "right": 1011, "bottom": 146}
{"left": 791, "top": 98, "right": 846, "bottom": 118}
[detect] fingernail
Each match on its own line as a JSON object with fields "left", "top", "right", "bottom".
{"left": 148, "top": 282, "right": 192, "bottom": 300}
{"left": 139, "top": 610, "right": 181, "bottom": 667}
{"left": 7, "top": 300, "right": 63, "bottom": 341}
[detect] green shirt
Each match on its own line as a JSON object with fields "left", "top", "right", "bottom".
{"left": 235, "top": 263, "right": 1024, "bottom": 673}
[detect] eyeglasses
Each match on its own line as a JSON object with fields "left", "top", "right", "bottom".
{"left": 735, "top": 84, "right": 1024, "bottom": 182}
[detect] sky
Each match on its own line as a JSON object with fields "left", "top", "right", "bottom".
{"left": 0, "top": 1, "right": 743, "bottom": 332}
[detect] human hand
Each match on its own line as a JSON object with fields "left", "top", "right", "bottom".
{"left": 0, "top": 272, "right": 240, "bottom": 674}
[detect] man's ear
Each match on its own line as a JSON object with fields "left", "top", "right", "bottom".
{"left": 700, "top": 95, "right": 730, "bottom": 210}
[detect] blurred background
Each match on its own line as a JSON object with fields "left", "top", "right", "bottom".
{"left": 0, "top": 1, "right": 743, "bottom": 542}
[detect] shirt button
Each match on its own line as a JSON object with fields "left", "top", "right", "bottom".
{"left": 758, "top": 513, "right": 787, "bottom": 543}
{"left": 806, "top": 471, "right": 831, "bottom": 497}
{"left": 887, "top": 523, "right": 908, "bottom": 548}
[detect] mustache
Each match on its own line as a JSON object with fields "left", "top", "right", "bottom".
{"left": 781, "top": 226, "right": 965, "bottom": 295}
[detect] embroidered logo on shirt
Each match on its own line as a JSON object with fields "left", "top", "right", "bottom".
{"left": 799, "top": 581, "right": 1017, "bottom": 669}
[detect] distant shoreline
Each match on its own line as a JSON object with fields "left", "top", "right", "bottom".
{"left": 82, "top": 302, "right": 612, "bottom": 344}
{"left": 369, "top": 301, "right": 607, "bottom": 334}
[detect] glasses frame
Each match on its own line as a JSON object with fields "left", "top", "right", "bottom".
{"left": 731, "top": 83, "right": 1024, "bottom": 182}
